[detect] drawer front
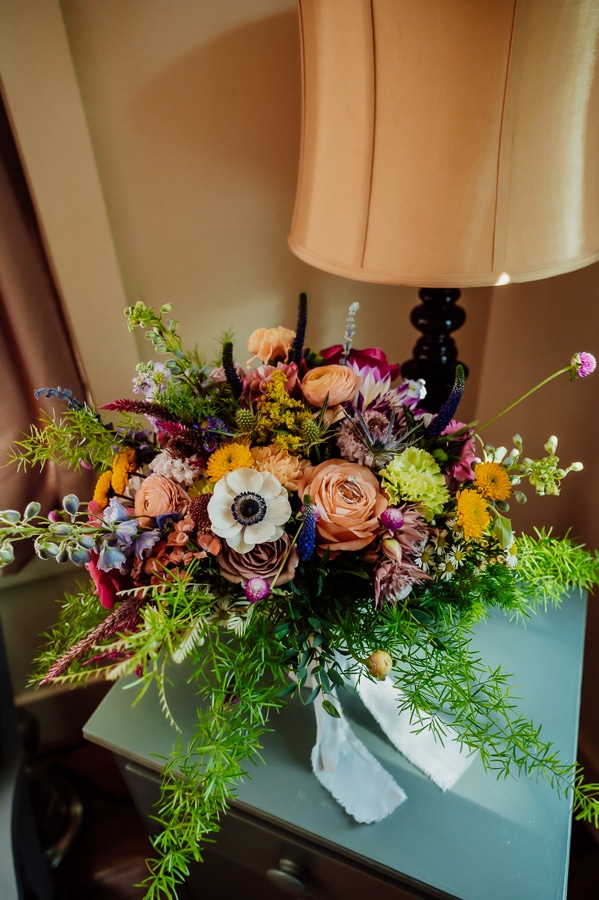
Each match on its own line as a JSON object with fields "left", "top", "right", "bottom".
{"left": 118, "top": 756, "right": 453, "bottom": 899}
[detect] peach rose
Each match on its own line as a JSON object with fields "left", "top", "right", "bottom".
{"left": 134, "top": 473, "right": 190, "bottom": 521}
{"left": 247, "top": 326, "right": 296, "bottom": 365}
{"left": 301, "top": 365, "right": 361, "bottom": 408}
{"left": 296, "top": 459, "right": 388, "bottom": 554}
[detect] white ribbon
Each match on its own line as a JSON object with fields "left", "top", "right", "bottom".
{"left": 310, "top": 670, "right": 476, "bottom": 823}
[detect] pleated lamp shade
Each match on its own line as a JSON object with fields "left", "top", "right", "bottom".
{"left": 288, "top": 0, "right": 599, "bottom": 288}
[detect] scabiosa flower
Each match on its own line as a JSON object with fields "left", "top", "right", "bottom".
{"left": 473, "top": 461, "right": 512, "bottom": 502}
{"left": 570, "top": 351, "right": 597, "bottom": 380}
{"left": 207, "top": 467, "right": 291, "bottom": 553}
{"left": 380, "top": 448, "right": 450, "bottom": 521}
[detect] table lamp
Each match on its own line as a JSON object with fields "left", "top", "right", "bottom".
{"left": 287, "top": 0, "right": 599, "bottom": 411}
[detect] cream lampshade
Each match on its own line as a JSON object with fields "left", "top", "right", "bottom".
{"left": 288, "top": 0, "right": 599, "bottom": 408}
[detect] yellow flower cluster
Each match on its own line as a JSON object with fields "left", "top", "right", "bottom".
{"left": 206, "top": 442, "right": 254, "bottom": 482}
{"left": 92, "top": 448, "right": 138, "bottom": 509}
{"left": 254, "top": 371, "right": 312, "bottom": 453}
{"left": 474, "top": 461, "right": 512, "bottom": 502}
{"left": 456, "top": 489, "right": 490, "bottom": 541}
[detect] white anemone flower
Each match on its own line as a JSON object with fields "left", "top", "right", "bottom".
{"left": 207, "top": 467, "right": 291, "bottom": 554}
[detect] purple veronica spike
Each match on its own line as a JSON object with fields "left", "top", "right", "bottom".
{"left": 297, "top": 496, "right": 320, "bottom": 562}
{"left": 289, "top": 292, "right": 308, "bottom": 364}
{"left": 426, "top": 365, "right": 465, "bottom": 438}
{"left": 222, "top": 341, "right": 243, "bottom": 399}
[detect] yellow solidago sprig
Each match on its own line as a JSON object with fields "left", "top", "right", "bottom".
{"left": 254, "top": 370, "right": 314, "bottom": 453}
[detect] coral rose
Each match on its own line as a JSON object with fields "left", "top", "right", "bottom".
{"left": 247, "top": 326, "right": 296, "bottom": 365}
{"left": 301, "top": 365, "right": 361, "bottom": 408}
{"left": 134, "top": 473, "right": 190, "bottom": 521}
{"left": 296, "top": 459, "right": 388, "bottom": 554}
{"left": 217, "top": 532, "right": 298, "bottom": 586}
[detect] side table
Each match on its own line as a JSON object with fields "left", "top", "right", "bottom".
{"left": 84, "top": 591, "right": 587, "bottom": 899}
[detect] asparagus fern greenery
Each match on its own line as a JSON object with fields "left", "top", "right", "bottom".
{"left": 2, "top": 298, "right": 599, "bottom": 898}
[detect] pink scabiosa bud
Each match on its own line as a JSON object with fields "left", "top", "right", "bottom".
{"left": 379, "top": 507, "right": 404, "bottom": 532}
{"left": 570, "top": 352, "right": 596, "bottom": 380}
{"left": 244, "top": 576, "right": 270, "bottom": 603}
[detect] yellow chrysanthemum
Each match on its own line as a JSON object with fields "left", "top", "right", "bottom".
{"left": 111, "top": 447, "right": 137, "bottom": 495}
{"left": 473, "top": 461, "right": 512, "bottom": 502}
{"left": 206, "top": 442, "right": 255, "bottom": 483}
{"left": 93, "top": 470, "right": 113, "bottom": 510}
{"left": 456, "top": 489, "right": 490, "bottom": 541}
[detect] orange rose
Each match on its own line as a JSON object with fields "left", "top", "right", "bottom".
{"left": 247, "top": 326, "right": 296, "bottom": 365}
{"left": 134, "top": 473, "right": 190, "bottom": 522}
{"left": 301, "top": 365, "right": 361, "bottom": 408}
{"left": 296, "top": 459, "right": 388, "bottom": 554}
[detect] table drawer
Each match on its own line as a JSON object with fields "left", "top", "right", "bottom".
{"left": 119, "top": 756, "right": 453, "bottom": 900}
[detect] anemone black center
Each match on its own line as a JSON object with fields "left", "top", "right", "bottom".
{"left": 231, "top": 491, "right": 267, "bottom": 526}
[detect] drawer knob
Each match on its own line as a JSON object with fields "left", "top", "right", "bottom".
{"left": 266, "top": 858, "right": 310, "bottom": 896}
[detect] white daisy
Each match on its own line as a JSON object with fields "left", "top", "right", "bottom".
{"left": 207, "top": 467, "right": 291, "bottom": 554}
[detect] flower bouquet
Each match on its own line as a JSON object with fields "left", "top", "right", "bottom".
{"left": 2, "top": 295, "right": 599, "bottom": 899}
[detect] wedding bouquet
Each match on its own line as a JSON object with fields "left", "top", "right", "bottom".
{"left": 2, "top": 295, "right": 599, "bottom": 899}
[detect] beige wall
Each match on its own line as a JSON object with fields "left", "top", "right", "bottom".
{"left": 1, "top": 0, "right": 598, "bottom": 777}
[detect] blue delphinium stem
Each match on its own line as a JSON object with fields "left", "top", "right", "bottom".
{"left": 34, "top": 387, "right": 87, "bottom": 411}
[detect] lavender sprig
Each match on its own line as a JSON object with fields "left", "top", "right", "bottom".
{"left": 340, "top": 302, "right": 360, "bottom": 365}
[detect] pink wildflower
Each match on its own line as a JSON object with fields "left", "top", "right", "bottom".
{"left": 570, "top": 352, "right": 596, "bottom": 379}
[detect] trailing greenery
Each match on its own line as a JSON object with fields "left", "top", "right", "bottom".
{"left": 9, "top": 406, "right": 118, "bottom": 473}
{"left": 515, "top": 528, "right": 599, "bottom": 612}
{"left": 7, "top": 299, "right": 599, "bottom": 898}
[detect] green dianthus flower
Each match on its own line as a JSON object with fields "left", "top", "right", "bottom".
{"left": 380, "top": 447, "right": 450, "bottom": 520}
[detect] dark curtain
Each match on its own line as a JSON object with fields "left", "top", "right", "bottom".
{"left": 0, "top": 96, "right": 94, "bottom": 571}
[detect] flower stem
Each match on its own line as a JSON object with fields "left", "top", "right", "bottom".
{"left": 477, "top": 366, "right": 571, "bottom": 433}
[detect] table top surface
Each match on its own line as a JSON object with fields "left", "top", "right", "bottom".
{"left": 84, "top": 590, "right": 587, "bottom": 900}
